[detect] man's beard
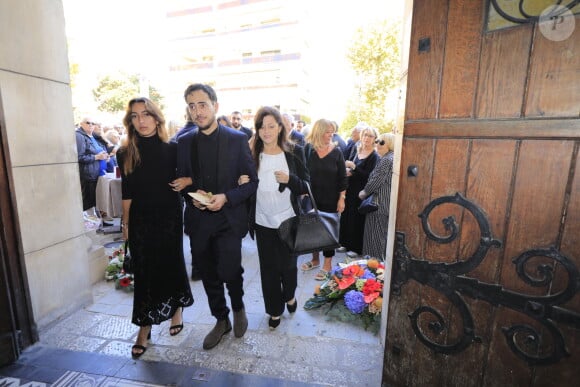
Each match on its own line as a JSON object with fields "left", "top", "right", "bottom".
{"left": 199, "top": 118, "right": 216, "bottom": 132}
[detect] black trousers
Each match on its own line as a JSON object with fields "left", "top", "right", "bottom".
{"left": 255, "top": 224, "right": 298, "bottom": 317}
{"left": 81, "top": 179, "right": 97, "bottom": 211}
{"left": 190, "top": 212, "right": 244, "bottom": 320}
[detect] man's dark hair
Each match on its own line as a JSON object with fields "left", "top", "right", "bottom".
{"left": 183, "top": 83, "right": 218, "bottom": 103}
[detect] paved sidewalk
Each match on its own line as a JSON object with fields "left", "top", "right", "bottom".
{"left": 33, "top": 235, "right": 384, "bottom": 386}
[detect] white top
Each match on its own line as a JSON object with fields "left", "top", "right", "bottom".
{"left": 255, "top": 152, "right": 295, "bottom": 229}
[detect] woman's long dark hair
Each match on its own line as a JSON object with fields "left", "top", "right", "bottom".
{"left": 251, "top": 106, "right": 292, "bottom": 170}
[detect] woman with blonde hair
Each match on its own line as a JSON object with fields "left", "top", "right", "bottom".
{"left": 117, "top": 97, "right": 193, "bottom": 358}
{"left": 301, "top": 119, "right": 348, "bottom": 280}
{"left": 359, "top": 132, "right": 395, "bottom": 260}
{"left": 340, "top": 126, "right": 379, "bottom": 257}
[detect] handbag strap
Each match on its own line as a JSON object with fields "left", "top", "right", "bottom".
{"left": 303, "top": 182, "right": 320, "bottom": 214}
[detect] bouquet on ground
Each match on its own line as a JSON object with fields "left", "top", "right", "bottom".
{"left": 104, "top": 244, "right": 134, "bottom": 292}
{"left": 304, "top": 258, "right": 385, "bottom": 329}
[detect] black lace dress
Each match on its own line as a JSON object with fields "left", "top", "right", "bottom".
{"left": 117, "top": 135, "right": 193, "bottom": 327}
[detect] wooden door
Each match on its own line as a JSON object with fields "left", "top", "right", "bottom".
{"left": 0, "top": 93, "right": 37, "bottom": 366}
{"left": 383, "top": 1, "right": 580, "bottom": 386}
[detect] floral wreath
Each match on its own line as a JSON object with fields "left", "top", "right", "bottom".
{"left": 304, "top": 258, "right": 385, "bottom": 330}
{"left": 104, "top": 245, "right": 134, "bottom": 292}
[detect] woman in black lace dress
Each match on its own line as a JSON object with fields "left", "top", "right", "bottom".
{"left": 117, "top": 97, "right": 193, "bottom": 358}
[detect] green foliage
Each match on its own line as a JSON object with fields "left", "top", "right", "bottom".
{"left": 92, "top": 72, "right": 164, "bottom": 114}
{"left": 342, "top": 20, "right": 401, "bottom": 134}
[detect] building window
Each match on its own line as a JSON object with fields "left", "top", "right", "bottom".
{"left": 260, "top": 50, "right": 281, "bottom": 56}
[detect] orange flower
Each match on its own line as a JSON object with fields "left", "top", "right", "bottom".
{"left": 364, "top": 291, "right": 379, "bottom": 304}
{"left": 367, "top": 258, "right": 380, "bottom": 269}
{"left": 337, "top": 275, "right": 356, "bottom": 290}
{"left": 342, "top": 264, "right": 365, "bottom": 277}
{"left": 372, "top": 296, "right": 383, "bottom": 309}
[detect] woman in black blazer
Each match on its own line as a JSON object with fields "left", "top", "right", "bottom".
{"left": 243, "top": 106, "right": 310, "bottom": 329}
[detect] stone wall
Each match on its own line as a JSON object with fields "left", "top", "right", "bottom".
{"left": 0, "top": 0, "right": 95, "bottom": 328}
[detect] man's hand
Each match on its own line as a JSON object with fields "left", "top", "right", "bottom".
{"left": 206, "top": 193, "right": 227, "bottom": 211}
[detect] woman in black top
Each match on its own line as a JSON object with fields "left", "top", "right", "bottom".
{"left": 340, "top": 127, "right": 379, "bottom": 255}
{"left": 301, "top": 119, "right": 348, "bottom": 281}
{"left": 117, "top": 97, "right": 194, "bottom": 358}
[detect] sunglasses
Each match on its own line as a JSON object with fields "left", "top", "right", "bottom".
{"left": 375, "top": 139, "right": 385, "bottom": 146}
{"left": 84, "top": 121, "right": 96, "bottom": 125}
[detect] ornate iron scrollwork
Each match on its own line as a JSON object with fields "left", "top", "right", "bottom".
{"left": 393, "top": 192, "right": 580, "bottom": 366}
{"left": 490, "top": 0, "right": 580, "bottom": 24}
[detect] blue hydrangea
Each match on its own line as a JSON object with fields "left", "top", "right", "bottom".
{"left": 361, "top": 269, "right": 375, "bottom": 279}
{"left": 344, "top": 290, "right": 366, "bottom": 314}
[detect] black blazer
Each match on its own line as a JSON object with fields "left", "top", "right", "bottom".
{"left": 248, "top": 144, "right": 310, "bottom": 238}
{"left": 176, "top": 124, "right": 258, "bottom": 238}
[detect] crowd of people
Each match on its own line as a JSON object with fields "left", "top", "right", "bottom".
{"left": 75, "top": 83, "right": 395, "bottom": 358}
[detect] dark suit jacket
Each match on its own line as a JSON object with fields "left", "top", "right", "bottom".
{"left": 248, "top": 144, "right": 310, "bottom": 238}
{"left": 177, "top": 124, "right": 258, "bottom": 238}
{"left": 290, "top": 130, "right": 305, "bottom": 147}
{"left": 240, "top": 126, "right": 253, "bottom": 140}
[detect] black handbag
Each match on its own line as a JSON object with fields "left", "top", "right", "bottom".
{"left": 122, "top": 240, "right": 134, "bottom": 274}
{"left": 358, "top": 194, "right": 378, "bottom": 214}
{"left": 278, "top": 182, "right": 341, "bottom": 255}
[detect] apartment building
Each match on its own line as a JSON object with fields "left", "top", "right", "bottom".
{"left": 164, "top": 0, "right": 311, "bottom": 126}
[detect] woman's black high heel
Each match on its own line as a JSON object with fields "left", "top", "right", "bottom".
{"left": 131, "top": 326, "right": 151, "bottom": 359}
{"left": 170, "top": 307, "right": 184, "bottom": 336}
{"left": 268, "top": 316, "right": 281, "bottom": 329}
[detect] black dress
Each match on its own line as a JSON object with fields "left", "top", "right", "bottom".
{"left": 339, "top": 150, "right": 379, "bottom": 254}
{"left": 305, "top": 145, "right": 348, "bottom": 257}
{"left": 306, "top": 145, "right": 347, "bottom": 213}
{"left": 117, "top": 135, "right": 194, "bottom": 327}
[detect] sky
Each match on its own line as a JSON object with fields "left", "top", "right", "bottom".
{"left": 62, "top": 0, "right": 403, "bottom": 124}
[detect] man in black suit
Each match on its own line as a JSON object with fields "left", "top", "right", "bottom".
{"left": 282, "top": 113, "right": 305, "bottom": 146}
{"left": 177, "top": 84, "right": 258, "bottom": 350}
{"left": 230, "top": 110, "right": 253, "bottom": 139}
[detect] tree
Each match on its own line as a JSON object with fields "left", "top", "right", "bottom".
{"left": 341, "top": 20, "right": 401, "bottom": 134}
{"left": 92, "top": 72, "right": 164, "bottom": 114}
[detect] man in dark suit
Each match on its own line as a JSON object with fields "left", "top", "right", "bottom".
{"left": 282, "top": 113, "right": 305, "bottom": 146}
{"left": 177, "top": 84, "right": 258, "bottom": 350}
{"left": 230, "top": 110, "right": 253, "bottom": 139}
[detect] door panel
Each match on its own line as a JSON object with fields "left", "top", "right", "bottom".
{"left": 526, "top": 17, "right": 580, "bottom": 118}
{"left": 475, "top": 26, "right": 533, "bottom": 119}
{"left": 385, "top": 2, "right": 579, "bottom": 385}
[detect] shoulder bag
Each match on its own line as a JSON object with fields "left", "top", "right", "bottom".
{"left": 358, "top": 194, "right": 378, "bottom": 214}
{"left": 278, "top": 182, "right": 341, "bottom": 255}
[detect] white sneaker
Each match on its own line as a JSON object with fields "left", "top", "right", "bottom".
{"left": 337, "top": 246, "right": 347, "bottom": 253}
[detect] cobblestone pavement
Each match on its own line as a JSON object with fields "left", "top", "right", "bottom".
{"left": 28, "top": 235, "right": 384, "bottom": 386}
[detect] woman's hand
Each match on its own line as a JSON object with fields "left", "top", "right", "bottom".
{"left": 238, "top": 175, "right": 250, "bottom": 185}
{"left": 274, "top": 170, "right": 289, "bottom": 184}
{"left": 169, "top": 177, "right": 192, "bottom": 192}
{"left": 345, "top": 160, "right": 356, "bottom": 170}
{"left": 337, "top": 197, "right": 345, "bottom": 213}
{"left": 359, "top": 190, "right": 367, "bottom": 200}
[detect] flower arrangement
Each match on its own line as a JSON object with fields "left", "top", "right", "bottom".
{"left": 104, "top": 245, "right": 134, "bottom": 292}
{"left": 304, "top": 258, "right": 385, "bottom": 330}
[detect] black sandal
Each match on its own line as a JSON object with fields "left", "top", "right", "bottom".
{"left": 131, "top": 327, "right": 151, "bottom": 358}
{"left": 169, "top": 307, "right": 184, "bottom": 336}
